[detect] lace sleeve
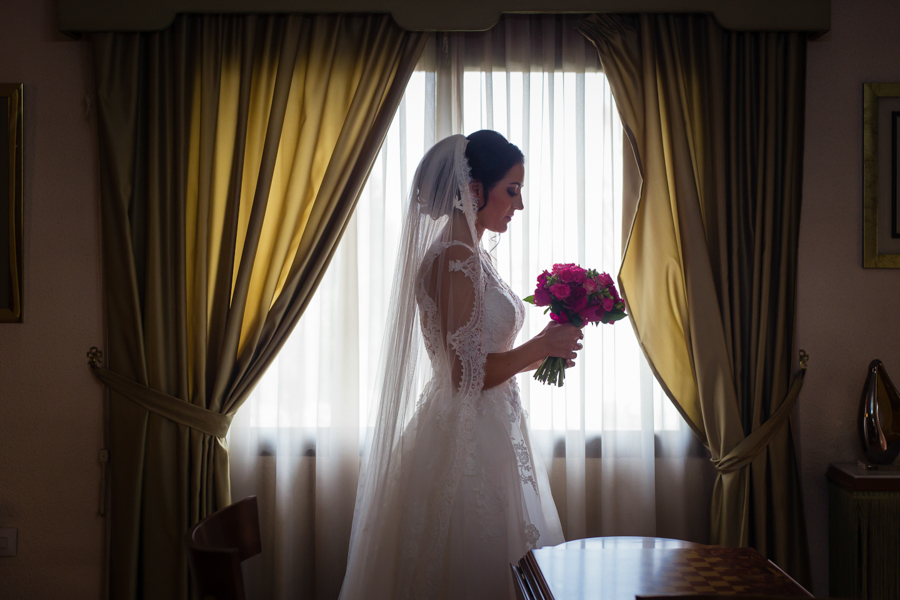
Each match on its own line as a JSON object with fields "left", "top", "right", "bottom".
{"left": 431, "top": 243, "right": 486, "bottom": 397}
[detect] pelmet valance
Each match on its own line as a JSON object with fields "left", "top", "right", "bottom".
{"left": 59, "top": 0, "right": 829, "bottom": 34}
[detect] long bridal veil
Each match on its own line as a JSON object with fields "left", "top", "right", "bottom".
{"left": 339, "top": 134, "right": 489, "bottom": 598}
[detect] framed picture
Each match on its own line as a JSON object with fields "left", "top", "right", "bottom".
{"left": 0, "top": 83, "right": 23, "bottom": 322}
{"left": 863, "top": 83, "right": 900, "bottom": 268}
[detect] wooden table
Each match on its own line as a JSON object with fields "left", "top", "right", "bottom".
{"left": 512, "top": 536, "right": 812, "bottom": 599}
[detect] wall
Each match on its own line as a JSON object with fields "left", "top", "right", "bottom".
{"left": 0, "top": 0, "right": 104, "bottom": 598}
{"left": 798, "top": 0, "right": 900, "bottom": 594}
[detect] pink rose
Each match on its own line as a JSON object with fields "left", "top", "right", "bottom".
{"left": 534, "top": 287, "right": 552, "bottom": 306}
{"left": 583, "top": 278, "right": 598, "bottom": 294}
{"left": 559, "top": 265, "right": 587, "bottom": 284}
{"left": 597, "top": 273, "right": 614, "bottom": 288}
{"left": 537, "top": 270, "right": 550, "bottom": 287}
{"left": 603, "top": 297, "right": 615, "bottom": 311}
{"left": 566, "top": 296, "right": 587, "bottom": 313}
{"left": 550, "top": 283, "right": 571, "bottom": 299}
{"left": 550, "top": 311, "right": 569, "bottom": 323}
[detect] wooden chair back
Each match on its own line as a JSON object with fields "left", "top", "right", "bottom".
{"left": 511, "top": 563, "right": 531, "bottom": 600}
{"left": 184, "top": 496, "right": 261, "bottom": 600}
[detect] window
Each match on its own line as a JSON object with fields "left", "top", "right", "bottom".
{"left": 228, "top": 24, "right": 711, "bottom": 580}
{"left": 237, "top": 27, "right": 681, "bottom": 454}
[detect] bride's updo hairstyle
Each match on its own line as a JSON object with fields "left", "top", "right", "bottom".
{"left": 464, "top": 130, "right": 524, "bottom": 211}
{"left": 412, "top": 131, "right": 523, "bottom": 220}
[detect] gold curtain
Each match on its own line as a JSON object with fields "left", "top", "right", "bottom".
{"left": 91, "top": 15, "right": 425, "bottom": 599}
{"left": 580, "top": 14, "right": 810, "bottom": 584}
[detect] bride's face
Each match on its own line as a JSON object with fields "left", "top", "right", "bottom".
{"left": 475, "top": 162, "right": 525, "bottom": 235}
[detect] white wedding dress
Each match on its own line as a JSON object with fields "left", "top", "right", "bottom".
{"left": 414, "top": 240, "right": 565, "bottom": 599}
{"left": 340, "top": 241, "right": 564, "bottom": 600}
{"left": 338, "top": 134, "right": 563, "bottom": 600}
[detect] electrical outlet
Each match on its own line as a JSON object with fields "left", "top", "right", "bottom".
{"left": 0, "top": 528, "right": 17, "bottom": 557}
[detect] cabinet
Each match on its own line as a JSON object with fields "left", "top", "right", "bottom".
{"left": 828, "top": 463, "right": 900, "bottom": 600}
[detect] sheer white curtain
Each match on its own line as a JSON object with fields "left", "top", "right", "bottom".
{"left": 229, "top": 16, "right": 715, "bottom": 600}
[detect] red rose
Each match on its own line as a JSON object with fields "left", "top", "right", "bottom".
{"left": 567, "top": 286, "right": 588, "bottom": 312}
{"left": 581, "top": 304, "right": 603, "bottom": 322}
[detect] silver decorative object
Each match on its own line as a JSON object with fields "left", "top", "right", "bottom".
{"left": 858, "top": 359, "right": 900, "bottom": 465}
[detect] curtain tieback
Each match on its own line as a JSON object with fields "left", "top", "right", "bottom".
{"left": 91, "top": 367, "right": 232, "bottom": 438}
{"left": 713, "top": 368, "right": 806, "bottom": 474}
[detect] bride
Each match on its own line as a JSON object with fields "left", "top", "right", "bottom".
{"left": 338, "top": 131, "right": 583, "bottom": 599}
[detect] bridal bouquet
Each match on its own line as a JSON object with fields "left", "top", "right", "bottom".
{"left": 524, "top": 263, "right": 627, "bottom": 386}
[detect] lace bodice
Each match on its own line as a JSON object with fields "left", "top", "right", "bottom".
{"left": 416, "top": 241, "right": 525, "bottom": 391}
{"left": 481, "top": 256, "right": 526, "bottom": 354}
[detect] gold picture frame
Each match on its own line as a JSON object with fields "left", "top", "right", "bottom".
{"left": 863, "top": 82, "right": 900, "bottom": 268}
{"left": 1, "top": 83, "right": 23, "bottom": 321}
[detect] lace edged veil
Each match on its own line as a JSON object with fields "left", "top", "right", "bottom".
{"left": 339, "top": 134, "right": 489, "bottom": 598}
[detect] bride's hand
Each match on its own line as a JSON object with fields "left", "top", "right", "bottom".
{"left": 536, "top": 322, "right": 583, "bottom": 362}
